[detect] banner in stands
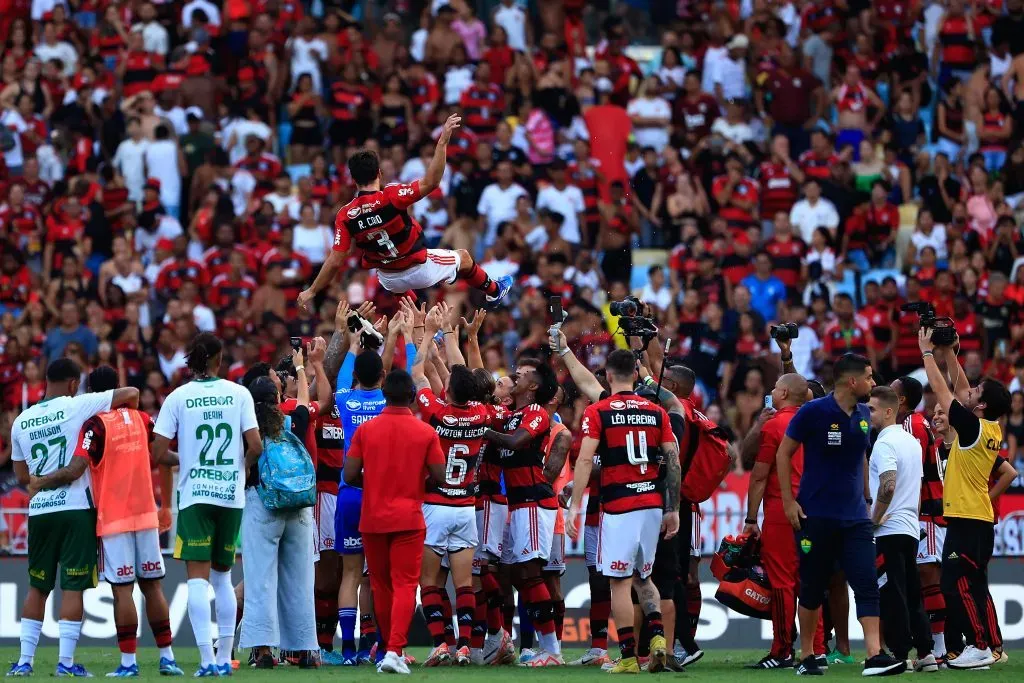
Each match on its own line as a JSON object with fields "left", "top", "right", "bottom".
{"left": 1, "top": 556, "right": 1023, "bottom": 648}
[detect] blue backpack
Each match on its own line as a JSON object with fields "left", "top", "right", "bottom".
{"left": 257, "top": 416, "right": 316, "bottom": 511}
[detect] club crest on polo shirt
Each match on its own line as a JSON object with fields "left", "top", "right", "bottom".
{"left": 859, "top": 419, "right": 869, "bottom": 434}
{"left": 800, "top": 538, "right": 812, "bottom": 554}
{"left": 828, "top": 423, "right": 841, "bottom": 446}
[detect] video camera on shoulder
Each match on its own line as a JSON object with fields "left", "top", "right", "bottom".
{"left": 769, "top": 322, "right": 799, "bottom": 342}
{"left": 610, "top": 295, "right": 659, "bottom": 352}
{"left": 900, "top": 301, "right": 956, "bottom": 346}
{"left": 348, "top": 313, "right": 385, "bottom": 351}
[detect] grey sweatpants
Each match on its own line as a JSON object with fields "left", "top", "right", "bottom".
{"left": 238, "top": 488, "right": 317, "bottom": 650}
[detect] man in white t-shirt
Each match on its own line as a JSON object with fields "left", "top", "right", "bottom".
{"left": 867, "top": 387, "right": 937, "bottom": 671}
{"left": 492, "top": 0, "right": 528, "bottom": 51}
{"left": 265, "top": 174, "right": 301, "bottom": 221}
{"left": 535, "top": 160, "right": 585, "bottom": 244}
{"left": 708, "top": 34, "right": 749, "bottom": 102}
{"left": 0, "top": 106, "right": 28, "bottom": 172}
{"left": 789, "top": 179, "right": 840, "bottom": 243}
{"left": 113, "top": 118, "right": 150, "bottom": 201}
{"left": 143, "top": 125, "right": 184, "bottom": 219}
{"left": 477, "top": 160, "right": 528, "bottom": 245}
{"left": 34, "top": 22, "right": 78, "bottom": 76}
{"left": 626, "top": 78, "right": 672, "bottom": 152}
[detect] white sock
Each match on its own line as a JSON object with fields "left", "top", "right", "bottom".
{"left": 159, "top": 646, "right": 175, "bottom": 661}
{"left": 538, "top": 630, "right": 560, "bottom": 655}
{"left": 932, "top": 633, "right": 946, "bottom": 658}
{"left": 58, "top": 619, "right": 82, "bottom": 667}
{"left": 18, "top": 618, "right": 42, "bottom": 666}
{"left": 210, "top": 570, "right": 236, "bottom": 666}
{"left": 187, "top": 578, "right": 215, "bottom": 667}
{"left": 121, "top": 652, "right": 137, "bottom": 668}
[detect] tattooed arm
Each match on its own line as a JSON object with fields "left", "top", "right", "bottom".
{"left": 871, "top": 469, "right": 897, "bottom": 528}
{"left": 543, "top": 429, "right": 572, "bottom": 484}
{"left": 660, "top": 439, "right": 681, "bottom": 539}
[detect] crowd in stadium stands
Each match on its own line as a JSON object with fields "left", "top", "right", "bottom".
{"left": 5, "top": 0, "right": 1024, "bottom": 541}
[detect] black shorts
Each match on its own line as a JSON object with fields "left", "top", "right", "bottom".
{"left": 650, "top": 531, "right": 679, "bottom": 597}
{"left": 797, "top": 516, "right": 879, "bottom": 617}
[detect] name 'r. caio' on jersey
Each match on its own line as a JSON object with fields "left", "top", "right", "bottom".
{"left": 333, "top": 181, "right": 428, "bottom": 271}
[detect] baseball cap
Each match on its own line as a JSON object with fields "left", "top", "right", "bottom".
{"left": 145, "top": 177, "right": 161, "bottom": 191}
{"left": 727, "top": 34, "right": 750, "bottom": 50}
{"left": 185, "top": 106, "right": 203, "bottom": 121}
{"left": 155, "top": 238, "right": 175, "bottom": 252}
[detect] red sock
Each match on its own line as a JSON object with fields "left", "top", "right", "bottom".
{"left": 421, "top": 586, "right": 447, "bottom": 646}
{"left": 315, "top": 590, "right": 339, "bottom": 650}
{"left": 524, "top": 578, "right": 555, "bottom": 636}
{"left": 455, "top": 587, "right": 475, "bottom": 648}
{"left": 463, "top": 262, "right": 498, "bottom": 295}
{"left": 687, "top": 582, "right": 701, "bottom": 641}
{"left": 117, "top": 626, "right": 137, "bottom": 654}
{"left": 472, "top": 590, "right": 487, "bottom": 649}
{"left": 481, "top": 570, "right": 505, "bottom": 635}
{"left": 441, "top": 590, "right": 457, "bottom": 647}
{"left": 149, "top": 619, "right": 172, "bottom": 649}
{"left": 554, "top": 599, "right": 565, "bottom": 641}
{"left": 923, "top": 584, "right": 947, "bottom": 634}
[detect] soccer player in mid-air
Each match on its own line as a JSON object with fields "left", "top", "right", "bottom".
{"left": 152, "top": 333, "right": 263, "bottom": 677}
{"left": 9, "top": 359, "right": 140, "bottom": 678}
{"left": 296, "top": 113, "right": 512, "bottom": 310}
{"left": 28, "top": 366, "right": 184, "bottom": 677}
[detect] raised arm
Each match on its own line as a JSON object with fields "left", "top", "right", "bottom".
{"left": 419, "top": 113, "right": 462, "bottom": 196}
{"left": 439, "top": 302, "right": 466, "bottom": 367}
{"left": 460, "top": 310, "right": 487, "bottom": 369}
{"left": 308, "top": 337, "right": 332, "bottom": 409}
{"left": 293, "top": 346, "right": 309, "bottom": 408}
{"left": 411, "top": 309, "right": 437, "bottom": 391}
{"left": 920, "top": 328, "right": 954, "bottom": 413}
{"left": 551, "top": 328, "right": 604, "bottom": 402}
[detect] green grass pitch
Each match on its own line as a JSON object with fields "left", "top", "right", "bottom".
{"left": 2, "top": 648, "right": 1022, "bottom": 680}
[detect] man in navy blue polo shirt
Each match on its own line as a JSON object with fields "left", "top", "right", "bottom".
{"left": 775, "top": 353, "right": 905, "bottom": 677}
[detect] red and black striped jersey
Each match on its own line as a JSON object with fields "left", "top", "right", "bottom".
{"left": 209, "top": 273, "right": 257, "bottom": 311}
{"left": 904, "top": 412, "right": 943, "bottom": 525}
{"left": 122, "top": 50, "right": 161, "bottom": 97}
{"left": 0, "top": 265, "right": 30, "bottom": 307}
{"left": 581, "top": 392, "right": 673, "bottom": 515}
{"left": 316, "top": 404, "right": 344, "bottom": 495}
{"left": 459, "top": 83, "right": 505, "bottom": 136}
{"left": 202, "top": 245, "right": 258, "bottom": 280}
{"left": 332, "top": 182, "right": 428, "bottom": 270}
{"left": 939, "top": 15, "right": 976, "bottom": 71}
{"left": 329, "top": 80, "right": 370, "bottom": 121}
{"left": 408, "top": 73, "right": 440, "bottom": 114}
{"left": 569, "top": 160, "right": 602, "bottom": 229}
{"left": 822, "top": 320, "right": 872, "bottom": 359}
{"left": 758, "top": 161, "right": 799, "bottom": 217}
{"left": 416, "top": 388, "right": 506, "bottom": 507}
{"left": 497, "top": 403, "right": 556, "bottom": 510}
{"left": 798, "top": 150, "right": 839, "bottom": 181}
{"left": 234, "top": 154, "right": 283, "bottom": 198}
{"left": 154, "top": 258, "right": 210, "bottom": 299}
{"left": 101, "top": 185, "right": 131, "bottom": 233}
{"left": 764, "top": 236, "right": 805, "bottom": 288}
{"left": 0, "top": 204, "right": 40, "bottom": 236}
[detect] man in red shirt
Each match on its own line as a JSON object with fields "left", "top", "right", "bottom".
{"left": 743, "top": 373, "right": 811, "bottom": 668}
{"left": 299, "top": 113, "right": 511, "bottom": 309}
{"left": 342, "top": 369, "right": 446, "bottom": 674}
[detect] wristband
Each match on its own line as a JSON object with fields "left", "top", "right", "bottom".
{"left": 922, "top": 351, "right": 934, "bottom": 359}
{"left": 294, "top": 365, "right": 305, "bottom": 373}
{"left": 780, "top": 353, "right": 793, "bottom": 362}
{"left": 558, "top": 347, "right": 570, "bottom": 357}
{"left": 744, "top": 517, "right": 757, "bottom": 525}
{"left": 444, "top": 331, "right": 455, "bottom": 335}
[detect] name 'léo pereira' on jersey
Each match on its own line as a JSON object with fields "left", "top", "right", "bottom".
{"left": 153, "top": 378, "right": 259, "bottom": 510}
{"left": 11, "top": 390, "right": 114, "bottom": 516}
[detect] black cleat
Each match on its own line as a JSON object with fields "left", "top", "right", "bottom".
{"left": 747, "top": 655, "right": 794, "bottom": 669}
{"left": 795, "top": 655, "right": 824, "bottom": 676}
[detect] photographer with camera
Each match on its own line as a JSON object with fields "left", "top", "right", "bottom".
{"left": 919, "top": 329, "right": 1011, "bottom": 669}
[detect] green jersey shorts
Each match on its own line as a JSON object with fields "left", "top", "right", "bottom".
{"left": 173, "top": 503, "right": 242, "bottom": 568}
{"left": 27, "top": 509, "right": 98, "bottom": 592}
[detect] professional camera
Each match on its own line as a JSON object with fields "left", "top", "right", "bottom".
{"left": 347, "top": 313, "right": 385, "bottom": 351}
{"left": 610, "top": 295, "right": 659, "bottom": 351}
{"left": 900, "top": 301, "right": 957, "bottom": 346}
{"left": 769, "top": 322, "right": 799, "bottom": 342}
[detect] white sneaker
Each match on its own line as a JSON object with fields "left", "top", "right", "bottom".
{"left": 378, "top": 651, "right": 410, "bottom": 674}
{"left": 680, "top": 648, "right": 704, "bottom": 667}
{"left": 568, "top": 648, "right": 610, "bottom": 666}
{"left": 483, "top": 629, "right": 510, "bottom": 664}
{"left": 913, "top": 654, "right": 939, "bottom": 673}
{"left": 947, "top": 646, "right": 996, "bottom": 670}
{"left": 519, "top": 650, "right": 564, "bottom": 667}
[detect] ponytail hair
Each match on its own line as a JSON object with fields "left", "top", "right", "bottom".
{"left": 187, "top": 332, "right": 223, "bottom": 375}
